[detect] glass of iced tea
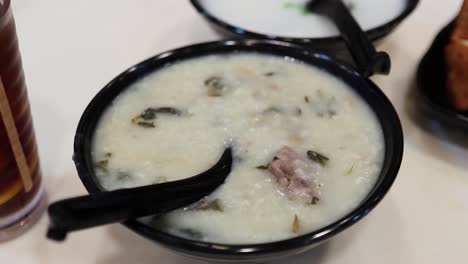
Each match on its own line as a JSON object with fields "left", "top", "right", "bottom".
{"left": 0, "top": 0, "right": 46, "bottom": 241}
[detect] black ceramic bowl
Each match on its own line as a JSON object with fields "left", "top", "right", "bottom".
{"left": 73, "top": 40, "right": 404, "bottom": 263}
{"left": 417, "top": 21, "right": 468, "bottom": 130}
{"left": 190, "top": 0, "right": 419, "bottom": 53}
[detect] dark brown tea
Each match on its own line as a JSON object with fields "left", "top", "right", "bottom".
{"left": 0, "top": 0, "right": 44, "bottom": 234}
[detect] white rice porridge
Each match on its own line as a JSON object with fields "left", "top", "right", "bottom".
{"left": 92, "top": 53, "right": 384, "bottom": 244}
{"left": 198, "top": 0, "right": 407, "bottom": 38}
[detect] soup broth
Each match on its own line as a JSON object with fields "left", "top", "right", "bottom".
{"left": 92, "top": 53, "right": 384, "bottom": 244}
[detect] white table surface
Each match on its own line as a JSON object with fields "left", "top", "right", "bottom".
{"left": 2, "top": 0, "right": 468, "bottom": 263}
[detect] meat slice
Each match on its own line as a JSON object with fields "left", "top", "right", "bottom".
{"left": 267, "top": 146, "right": 322, "bottom": 204}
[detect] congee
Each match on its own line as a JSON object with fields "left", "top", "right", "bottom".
{"left": 198, "top": 0, "right": 407, "bottom": 38}
{"left": 92, "top": 53, "right": 384, "bottom": 244}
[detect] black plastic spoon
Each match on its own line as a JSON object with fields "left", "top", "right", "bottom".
{"left": 306, "top": 0, "right": 391, "bottom": 77}
{"left": 47, "top": 148, "right": 232, "bottom": 241}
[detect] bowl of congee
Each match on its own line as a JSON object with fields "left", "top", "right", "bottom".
{"left": 190, "top": 0, "right": 419, "bottom": 52}
{"left": 73, "top": 40, "right": 403, "bottom": 262}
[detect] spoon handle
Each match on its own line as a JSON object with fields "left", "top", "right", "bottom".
{"left": 47, "top": 184, "right": 205, "bottom": 241}
{"left": 47, "top": 148, "right": 232, "bottom": 241}
{"left": 327, "top": 1, "right": 391, "bottom": 77}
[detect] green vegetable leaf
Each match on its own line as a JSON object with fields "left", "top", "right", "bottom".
{"left": 263, "top": 106, "right": 282, "bottom": 114}
{"left": 307, "top": 150, "right": 329, "bottom": 166}
{"left": 132, "top": 107, "right": 183, "bottom": 127}
{"left": 283, "top": 2, "right": 296, "bottom": 8}
{"left": 204, "top": 76, "right": 225, "bottom": 97}
{"left": 95, "top": 159, "right": 109, "bottom": 173}
{"left": 137, "top": 121, "right": 155, "bottom": 128}
{"left": 300, "top": 6, "right": 310, "bottom": 15}
{"left": 283, "top": 2, "right": 309, "bottom": 15}
{"left": 140, "top": 108, "right": 158, "bottom": 120}
{"left": 199, "top": 199, "right": 223, "bottom": 212}
{"left": 153, "top": 107, "right": 182, "bottom": 116}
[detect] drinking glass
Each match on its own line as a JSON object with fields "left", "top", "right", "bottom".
{"left": 0, "top": 0, "right": 46, "bottom": 241}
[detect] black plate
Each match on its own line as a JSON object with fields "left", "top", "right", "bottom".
{"left": 416, "top": 21, "right": 468, "bottom": 130}
{"left": 73, "top": 40, "right": 403, "bottom": 263}
{"left": 190, "top": 0, "right": 419, "bottom": 53}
